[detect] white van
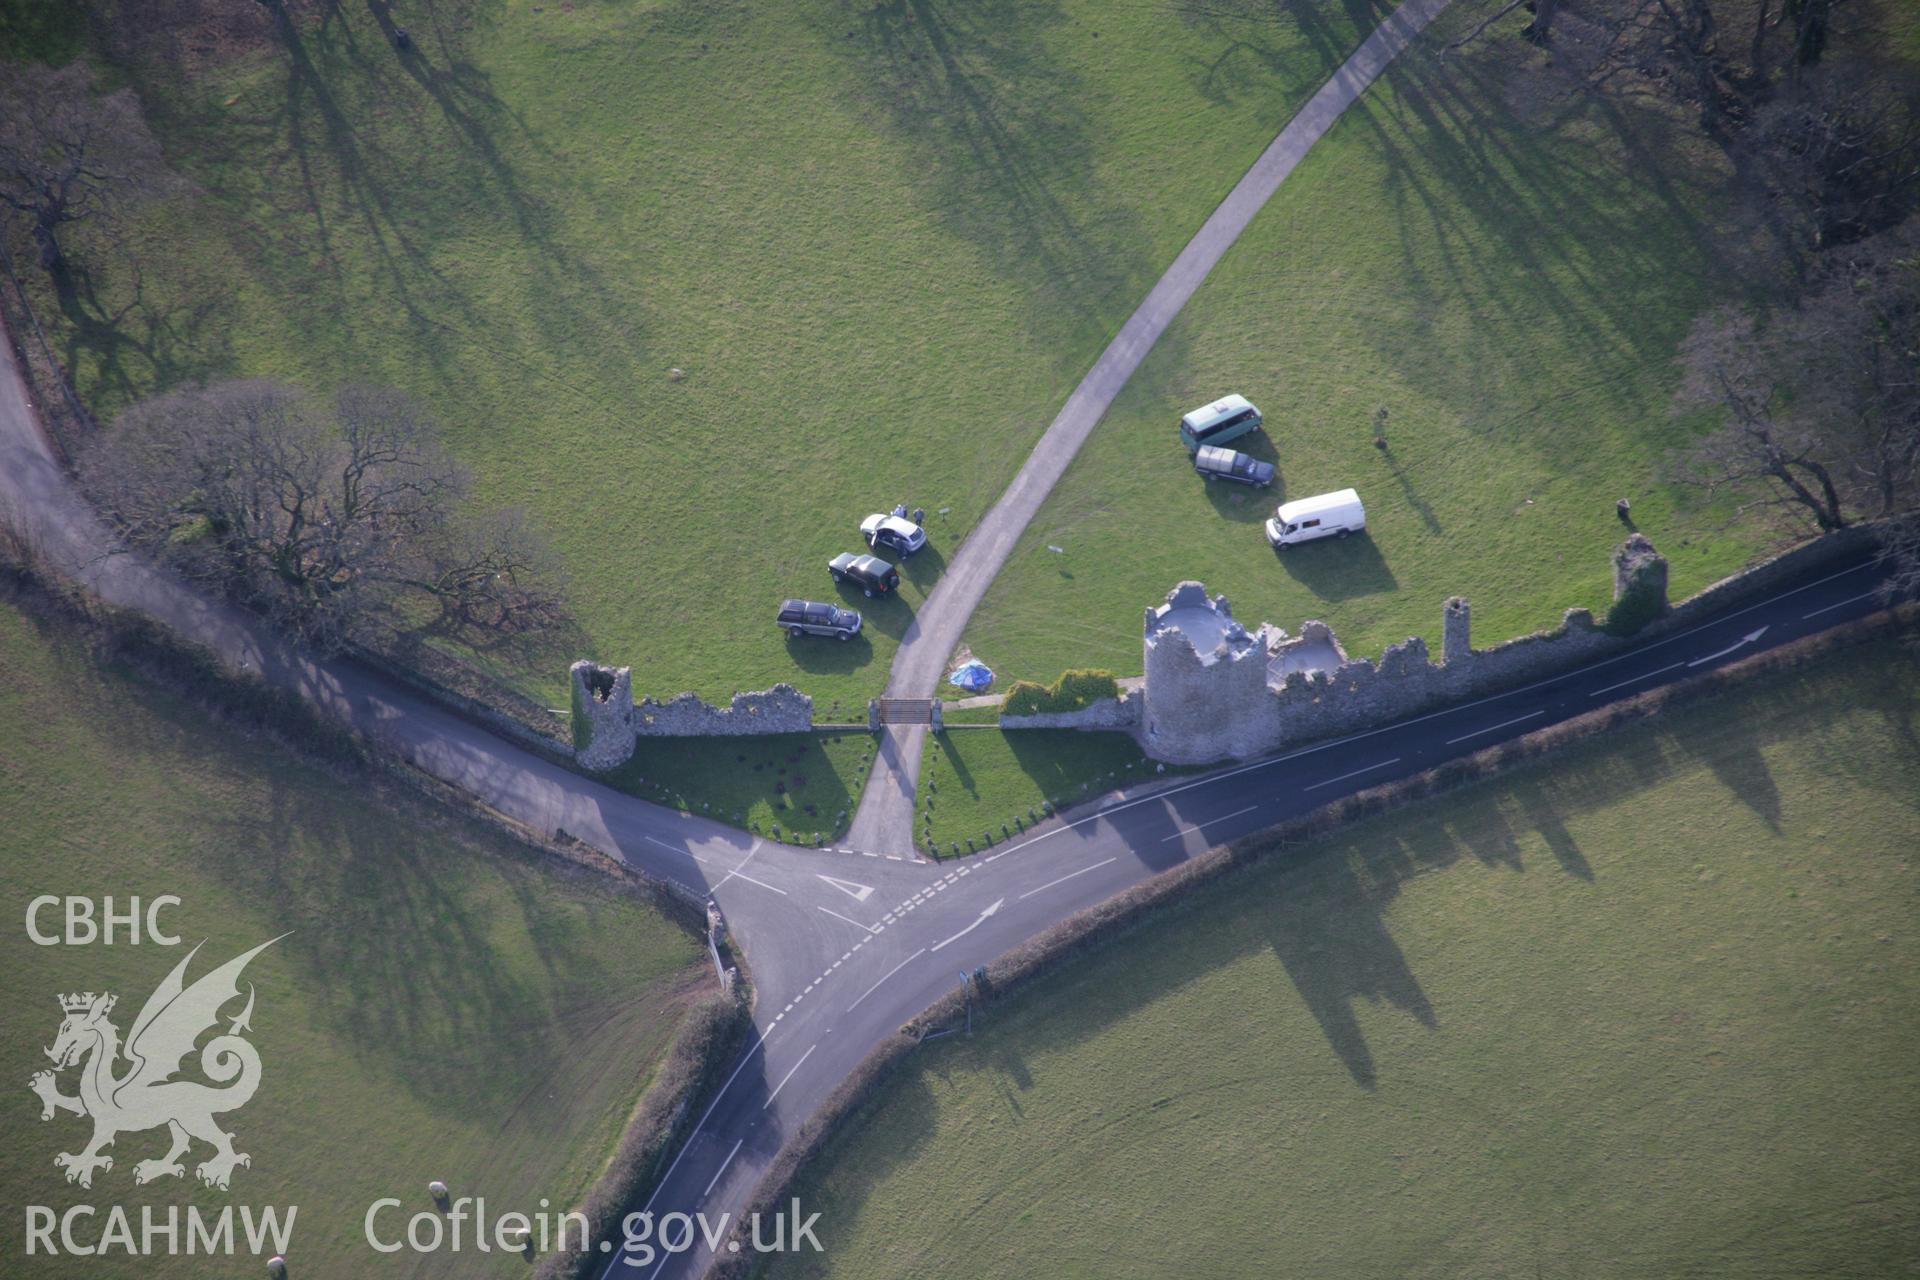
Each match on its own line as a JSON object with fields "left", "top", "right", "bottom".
{"left": 1266, "top": 489, "right": 1365, "bottom": 547}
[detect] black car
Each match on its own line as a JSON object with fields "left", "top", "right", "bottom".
{"left": 828, "top": 551, "right": 900, "bottom": 597}
{"left": 777, "top": 599, "right": 862, "bottom": 641}
{"left": 1193, "top": 444, "right": 1276, "bottom": 487}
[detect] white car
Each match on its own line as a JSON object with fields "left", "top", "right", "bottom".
{"left": 860, "top": 512, "right": 927, "bottom": 555}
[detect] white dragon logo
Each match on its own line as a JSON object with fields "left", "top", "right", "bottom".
{"left": 29, "top": 936, "right": 284, "bottom": 1190}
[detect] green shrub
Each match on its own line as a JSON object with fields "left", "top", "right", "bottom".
{"left": 1606, "top": 576, "right": 1664, "bottom": 636}
{"left": 1001, "top": 669, "right": 1120, "bottom": 717}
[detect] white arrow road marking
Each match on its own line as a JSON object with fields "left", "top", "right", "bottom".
{"left": 1688, "top": 626, "right": 1769, "bottom": 667}
{"left": 930, "top": 898, "right": 1004, "bottom": 953}
{"left": 817, "top": 874, "right": 876, "bottom": 903}
{"left": 848, "top": 948, "right": 926, "bottom": 1012}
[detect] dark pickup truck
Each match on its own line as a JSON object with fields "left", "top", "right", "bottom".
{"left": 1193, "top": 444, "right": 1275, "bottom": 487}
{"left": 828, "top": 552, "right": 900, "bottom": 597}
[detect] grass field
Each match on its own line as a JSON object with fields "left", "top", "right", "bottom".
{"left": 0, "top": 597, "right": 706, "bottom": 1278}
{"left": 962, "top": 14, "right": 1780, "bottom": 685}
{"left": 5, "top": 0, "right": 1390, "bottom": 708}
{"left": 918, "top": 729, "right": 1189, "bottom": 855}
{"left": 768, "top": 635, "right": 1920, "bottom": 1278}
{"left": 603, "top": 730, "right": 873, "bottom": 844}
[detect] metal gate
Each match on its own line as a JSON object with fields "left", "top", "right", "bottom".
{"left": 877, "top": 698, "right": 934, "bottom": 725}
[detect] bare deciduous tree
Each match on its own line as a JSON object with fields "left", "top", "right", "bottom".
{"left": 1738, "top": 61, "right": 1920, "bottom": 253}
{"left": 1672, "top": 221, "right": 1920, "bottom": 550}
{"left": 0, "top": 61, "right": 170, "bottom": 276}
{"left": 80, "top": 379, "right": 569, "bottom": 653}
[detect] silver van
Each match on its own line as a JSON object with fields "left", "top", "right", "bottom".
{"left": 1178, "top": 394, "right": 1262, "bottom": 451}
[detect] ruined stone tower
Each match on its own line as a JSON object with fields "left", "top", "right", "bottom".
{"left": 1612, "top": 533, "right": 1669, "bottom": 609}
{"left": 1140, "top": 582, "right": 1279, "bottom": 764}
{"left": 571, "top": 661, "right": 636, "bottom": 770}
{"left": 1442, "top": 596, "right": 1472, "bottom": 665}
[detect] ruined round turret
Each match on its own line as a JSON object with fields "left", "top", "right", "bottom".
{"left": 1140, "top": 583, "right": 1277, "bottom": 764}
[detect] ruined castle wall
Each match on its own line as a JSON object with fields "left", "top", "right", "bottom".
{"left": 632, "top": 685, "right": 813, "bottom": 737}
{"left": 1131, "top": 529, "right": 1874, "bottom": 765}
{"left": 571, "top": 663, "right": 813, "bottom": 769}
{"left": 1001, "top": 688, "right": 1144, "bottom": 732}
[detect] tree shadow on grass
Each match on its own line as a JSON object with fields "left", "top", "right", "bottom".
{"left": 1259, "top": 847, "right": 1438, "bottom": 1088}
{"left": 1331, "top": 35, "right": 1758, "bottom": 482}
{"left": 833, "top": 0, "right": 1153, "bottom": 360}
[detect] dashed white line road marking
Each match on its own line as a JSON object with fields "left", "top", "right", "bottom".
{"left": 1805, "top": 589, "right": 1881, "bottom": 619}
{"left": 1303, "top": 759, "right": 1402, "bottom": 792}
{"left": 848, "top": 948, "right": 927, "bottom": 1012}
{"left": 1017, "top": 857, "right": 1119, "bottom": 900}
{"left": 703, "top": 1138, "right": 743, "bottom": 1197}
{"left": 1444, "top": 710, "right": 1547, "bottom": 746}
{"left": 817, "top": 905, "right": 879, "bottom": 935}
{"left": 1589, "top": 661, "right": 1687, "bottom": 698}
{"left": 1160, "top": 805, "right": 1258, "bottom": 843}
{"left": 764, "top": 1043, "right": 816, "bottom": 1109}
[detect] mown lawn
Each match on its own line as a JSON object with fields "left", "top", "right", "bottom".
{"left": 918, "top": 728, "right": 1188, "bottom": 856}
{"left": 963, "top": 11, "right": 1782, "bottom": 684}
{"left": 603, "top": 730, "right": 873, "bottom": 844}
{"left": 769, "top": 635, "right": 1920, "bottom": 1279}
{"left": 8, "top": 0, "right": 1388, "bottom": 707}
{"left": 0, "top": 597, "right": 706, "bottom": 1279}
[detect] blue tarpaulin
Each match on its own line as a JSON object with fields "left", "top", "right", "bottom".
{"left": 947, "top": 660, "right": 995, "bottom": 693}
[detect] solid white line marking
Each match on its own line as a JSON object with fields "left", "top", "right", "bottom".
{"left": 816, "top": 905, "right": 879, "bottom": 935}
{"left": 1160, "top": 805, "right": 1259, "bottom": 843}
{"left": 625, "top": 1032, "right": 763, "bottom": 1218}
{"left": 930, "top": 898, "right": 1005, "bottom": 953}
{"left": 710, "top": 840, "right": 768, "bottom": 894}
{"left": 725, "top": 870, "right": 789, "bottom": 896}
{"left": 849, "top": 949, "right": 926, "bottom": 1012}
{"left": 764, "top": 1043, "right": 816, "bottom": 1109}
{"left": 1017, "top": 858, "right": 1119, "bottom": 900}
{"left": 1804, "top": 589, "right": 1880, "bottom": 619}
{"left": 1303, "top": 758, "right": 1401, "bottom": 792}
{"left": 703, "top": 1138, "right": 743, "bottom": 1197}
{"left": 1444, "top": 710, "right": 1547, "bottom": 745}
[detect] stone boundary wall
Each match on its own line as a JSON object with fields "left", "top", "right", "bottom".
{"left": 633, "top": 686, "right": 813, "bottom": 737}
{"left": 1139, "top": 528, "right": 1879, "bottom": 765}
{"left": 1000, "top": 687, "right": 1144, "bottom": 731}
{"left": 569, "top": 662, "right": 813, "bottom": 770}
